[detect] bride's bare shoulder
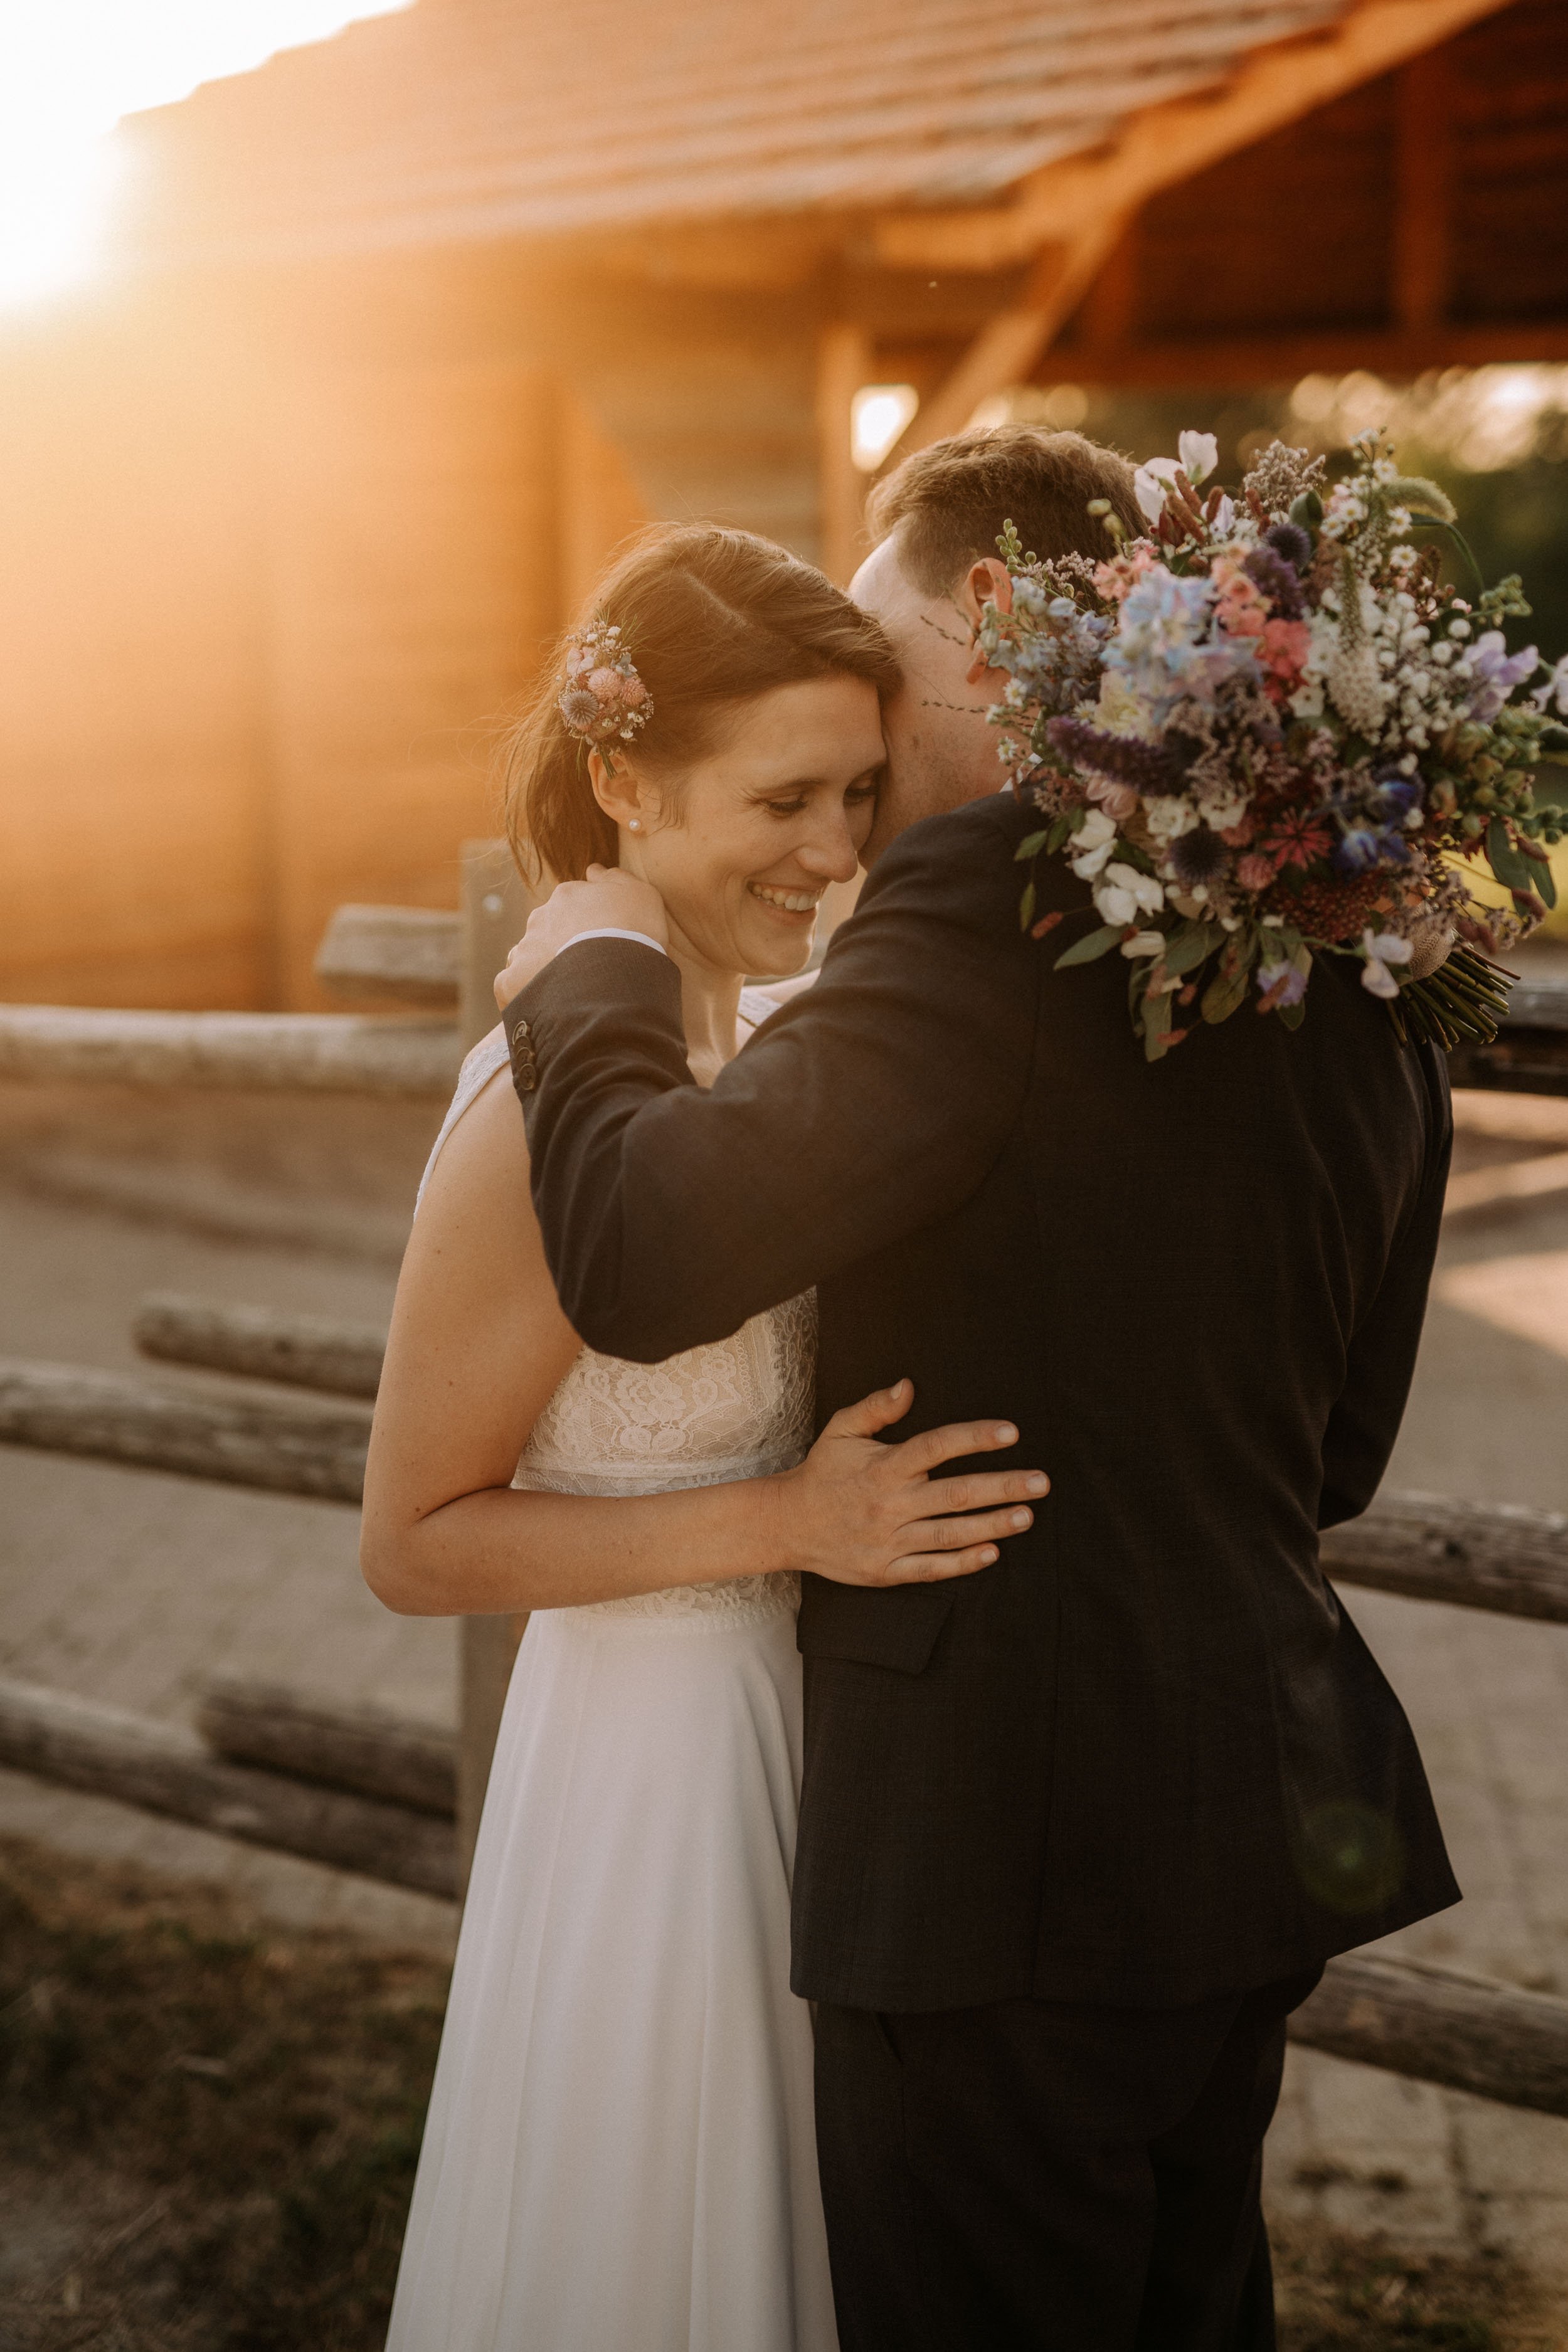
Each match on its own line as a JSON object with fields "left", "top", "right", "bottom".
{"left": 415, "top": 1029, "right": 532, "bottom": 1238}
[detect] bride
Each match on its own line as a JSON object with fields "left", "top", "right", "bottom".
{"left": 363, "top": 525, "right": 1046, "bottom": 2351}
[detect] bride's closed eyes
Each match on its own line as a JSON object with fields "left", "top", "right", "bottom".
{"left": 758, "top": 770, "right": 883, "bottom": 820}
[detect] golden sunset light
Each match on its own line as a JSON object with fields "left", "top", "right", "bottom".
{"left": 0, "top": 1, "right": 410, "bottom": 306}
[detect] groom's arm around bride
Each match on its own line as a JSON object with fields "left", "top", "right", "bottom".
{"left": 502, "top": 428, "right": 1460, "bottom": 2351}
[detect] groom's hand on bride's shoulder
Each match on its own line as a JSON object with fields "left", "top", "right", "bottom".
{"left": 770, "top": 1380, "right": 1049, "bottom": 1587}
{"left": 494, "top": 866, "right": 669, "bottom": 1012}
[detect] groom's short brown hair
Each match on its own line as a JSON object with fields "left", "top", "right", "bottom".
{"left": 867, "top": 426, "right": 1142, "bottom": 596}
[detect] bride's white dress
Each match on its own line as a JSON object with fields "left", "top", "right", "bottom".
{"left": 385, "top": 1024, "right": 839, "bottom": 2352}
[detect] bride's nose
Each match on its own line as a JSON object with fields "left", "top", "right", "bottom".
{"left": 794, "top": 811, "right": 862, "bottom": 886}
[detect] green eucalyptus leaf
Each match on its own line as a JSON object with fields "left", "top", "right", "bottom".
{"left": 1055, "top": 924, "right": 1124, "bottom": 969}
{"left": 1277, "top": 998, "right": 1306, "bottom": 1030}
{"left": 1162, "top": 921, "right": 1224, "bottom": 978}
{"left": 1142, "top": 986, "right": 1173, "bottom": 1062}
{"left": 1201, "top": 958, "right": 1250, "bottom": 1025}
{"left": 1014, "top": 830, "right": 1048, "bottom": 862}
{"left": 1019, "top": 880, "right": 1037, "bottom": 932}
{"left": 1046, "top": 815, "right": 1072, "bottom": 854}
{"left": 1485, "top": 815, "right": 1535, "bottom": 894}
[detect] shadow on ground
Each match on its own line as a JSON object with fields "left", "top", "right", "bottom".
{"left": 1, "top": 1840, "right": 1560, "bottom": 2352}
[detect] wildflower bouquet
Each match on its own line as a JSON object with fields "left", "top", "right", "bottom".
{"left": 982, "top": 430, "right": 1568, "bottom": 1061}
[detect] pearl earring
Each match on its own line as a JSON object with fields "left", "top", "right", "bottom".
{"left": 628, "top": 819, "right": 643, "bottom": 833}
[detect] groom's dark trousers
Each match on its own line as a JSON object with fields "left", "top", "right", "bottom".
{"left": 506, "top": 791, "right": 1461, "bottom": 2345}
{"left": 814, "top": 1969, "right": 1319, "bottom": 2350}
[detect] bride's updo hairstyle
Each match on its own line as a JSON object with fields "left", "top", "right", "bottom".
{"left": 506, "top": 524, "right": 900, "bottom": 882}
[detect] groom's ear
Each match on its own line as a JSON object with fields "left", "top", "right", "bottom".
{"left": 960, "top": 557, "right": 1013, "bottom": 626}
{"left": 961, "top": 558, "right": 1015, "bottom": 685}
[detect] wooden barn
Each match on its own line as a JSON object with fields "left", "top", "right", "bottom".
{"left": 1, "top": 0, "right": 1564, "bottom": 1009}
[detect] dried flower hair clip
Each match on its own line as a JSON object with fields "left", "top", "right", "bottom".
{"left": 557, "top": 618, "right": 652, "bottom": 746}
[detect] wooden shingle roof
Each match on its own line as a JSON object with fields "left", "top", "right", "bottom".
{"left": 117, "top": 0, "right": 1354, "bottom": 264}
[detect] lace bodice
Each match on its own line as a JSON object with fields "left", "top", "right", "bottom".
{"left": 418, "top": 1020, "right": 817, "bottom": 1627}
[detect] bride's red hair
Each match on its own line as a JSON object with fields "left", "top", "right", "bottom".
{"left": 504, "top": 524, "right": 899, "bottom": 884}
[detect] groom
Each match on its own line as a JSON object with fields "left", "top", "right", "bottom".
{"left": 498, "top": 428, "right": 1459, "bottom": 2348}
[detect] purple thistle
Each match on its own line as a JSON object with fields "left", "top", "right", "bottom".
{"left": 559, "top": 687, "right": 601, "bottom": 731}
{"left": 1045, "top": 714, "right": 1186, "bottom": 796}
{"left": 1264, "top": 521, "right": 1313, "bottom": 573}
{"left": 1242, "top": 546, "right": 1305, "bottom": 621}
{"left": 1168, "top": 829, "right": 1229, "bottom": 890}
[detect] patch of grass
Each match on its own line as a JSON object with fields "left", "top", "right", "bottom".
{"left": 0, "top": 1837, "right": 1558, "bottom": 2350}
{"left": 0, "top": 1836, "right": 448, "bottom": 2349}
{"left": 1274, "top": 2222, "right": 1557, "bottom": 2352}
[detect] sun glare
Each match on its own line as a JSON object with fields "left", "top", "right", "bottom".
{"left": 0, "top": 3, "right": 413, "bottom": 310}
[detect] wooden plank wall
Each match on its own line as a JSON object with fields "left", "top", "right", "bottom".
{"left": 263, "top": 359, "right": 559, "bottom": 1007}
{"left": 0, "top": 292, "right": 271, "bottom": 1009}
{"left": 0, "top": 301, "right": 578, "bottom": 1009}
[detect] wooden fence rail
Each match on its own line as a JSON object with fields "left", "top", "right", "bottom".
{"left": 134, "top": 1293, "right": 385, "bottom": 1401}
{"left": 197, "top": 1677, "right": 455, "bottom": 1818}
{"left": 313, "top": 904, "right": 460, "bottom": 1005}
{"left": 1449, "top": 975, "right": 1568, "bottom": 1096}
{"left": 1320, "top": 1491, "right": 1568, "bottom": 1624}
{"left": 0, "top": 1005, "right": 460, "bottom": 1094}
{"left": 8, "top": 1671, "right": 1568, "bottom": 2117}
{"left": 0, "top": 1678, "right": 455, "bottom": 1899}
{"left": 0, "top": 1358, "right": 370, "bottom": 1503}
{"left": 8, "top": 1347, "right": 1568, "bottom": 1621}
{"left": 1290, "top": 1952, "right": 1568, "bottom": 2119}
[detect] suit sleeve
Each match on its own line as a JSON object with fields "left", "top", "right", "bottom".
{"left": 507, "top": 805, "right": 1040, "bottom": 1362}
{"left": 1317, "top": 1046, "right": 1453, "bottom": 1530}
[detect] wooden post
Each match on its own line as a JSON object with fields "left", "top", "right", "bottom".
{"left": 1394, "top": 50, "right": 1451, "bottom": 334}
{"left": 816, "top": 324, "right": 872, "bottom": 586}
{"left": 457, "top": 838, "right": 543, "bottom": 1890}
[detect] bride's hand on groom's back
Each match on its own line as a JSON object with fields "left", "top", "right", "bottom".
{"left": 494, "top": 866, "right": 668, "bottom": 1011}
{"left": 768, "top": 1382, "right": 1048, "bottom": 1587}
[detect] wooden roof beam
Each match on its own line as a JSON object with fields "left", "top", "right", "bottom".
{"left": 869, "top": 0, "right": 1517, "bottom": 275}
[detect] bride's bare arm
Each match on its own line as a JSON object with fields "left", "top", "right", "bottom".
{"left": 361, "top": 1064, "right": 1047, "bottom": 1618}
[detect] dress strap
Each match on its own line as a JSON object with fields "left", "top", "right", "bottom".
{"left": 416, "top": 1024, "right": 512, "bottom": 1212}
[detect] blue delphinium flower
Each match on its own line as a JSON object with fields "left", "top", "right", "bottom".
{"left": 1367, "top": 771, "right": 1423, "bottom": 823}
{"left": 1256, "top": 957, "right": 1309, "bottom": 1007}
{"left": 1333, "top": 824, "right": 1412, "bottom": 875}
{"left": 1108, "top": 570, "right": 1256, "bottom": 709}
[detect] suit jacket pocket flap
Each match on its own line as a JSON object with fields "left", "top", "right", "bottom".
{"left": 795, "top": 1576, "right": 955, "bottom": 1675}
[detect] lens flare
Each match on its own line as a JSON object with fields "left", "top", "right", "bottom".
{"left": 0, "top": 3, "right": 413, "bottom": 310}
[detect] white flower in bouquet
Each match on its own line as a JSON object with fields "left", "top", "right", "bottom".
{"left": 1069, "top": 805, "right": 1119, "bottom": 878}
{"left": 1178, "top": 431, "right": 1219, "bottom": 484}
{"left": 1133, "top": 435, "right": 1218, "bottom": 523}
{"left": 1359, "top": 930, "right": 1415, "bottom": 999}
{"left": 1145, "top": 796, "right": 1200, "bottom": 842}
{"left": 1095, "top": 863, "right": 1166, "bottom": 927}
{"left": 1133, "top": 457, "right": 1181, "bottom": 523}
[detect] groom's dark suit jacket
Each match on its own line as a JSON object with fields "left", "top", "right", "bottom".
{"left": 505, "top": 790, "right": 1459, "bottom": 2013}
